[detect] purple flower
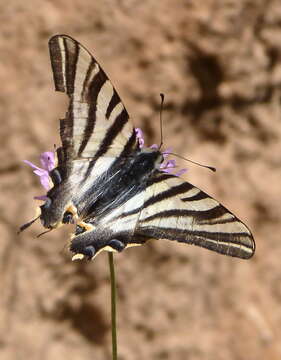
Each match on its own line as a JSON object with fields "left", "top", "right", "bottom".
{"left": 135, "top": 128, "right": 145, "bottom": 148}
{"left": 24, "top": 151, "right": 55, "bottom": 199}
{"left": 135, "top": 128, "right": 187, "bottom": 177}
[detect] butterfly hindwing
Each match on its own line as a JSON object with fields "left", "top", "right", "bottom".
{"left": 70, "top": 171, "right": 255, "bottom": 260}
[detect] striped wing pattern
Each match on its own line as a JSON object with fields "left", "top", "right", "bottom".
{"left": 49, "top": 35, "right": 138, "bottom": 177}
{"left": 45, "top": 35, "right": 255, "bottom": 260}
{"left": 136, "top": 173, "right": 254, "bottom": 259}
{"left": 84, "top": 171, "right": 254, "bottom": 259}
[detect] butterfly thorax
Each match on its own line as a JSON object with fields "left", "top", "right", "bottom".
{"left": 118, "top": 147, "right": 163, "bottom": 185}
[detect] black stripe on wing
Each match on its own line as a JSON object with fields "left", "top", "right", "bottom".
{"left": 49, "top": 35, "right": 80, "bottom": 95}
{"left": 106, "top": 89, "right": 120, "bottom": 119}
{"left": 182, "top": 191, "right": 209, "bottom": 201}
{"left": 97, "top": 109, "right": 129, "bottom": 157}
{"left": 119, "top": 129, "right": 138, "bottom": 157}
{"left": 140, "top": 207, "right": 229, "bottom": 223}
{"left": 137, "top": 226, "right": 254, "bottom": 259}
{"left": 49, "top": 35, "right": 135, "bottom": 162}
{"left": 64, "top": 37, "right": 79, "bottom": 95}
{"left": 105, "top": 174, "right": 194, "bottom": 221}
{"left": 146, "top": 172, "right": 176, "bottom": 186}
{"left": 78, "top": 70, "right": 107, "bottom": 156}
{"left": 59, "top": 112, "right": 74, "bottom": 161}
{"left": 143, "top": 182, "right": 193, "bottom": 208}
{"left": 49, "top": 36, "right": 66, "bottom": 92}
{"left": 138, "top": 226, "right": 255, "bottom": 259}
{"left": 130, "top": 172, "right": 256, "bottom": 259}
{"left": 84, "top": 108, "right": 129, "bottom": 179}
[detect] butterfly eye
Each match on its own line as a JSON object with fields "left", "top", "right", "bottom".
{"left": 62, "top": 211, "right": 74, "bottom": 224}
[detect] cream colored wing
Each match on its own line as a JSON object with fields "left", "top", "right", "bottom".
{"left": 135, "top": 172, "right": 255, "bottom": 259}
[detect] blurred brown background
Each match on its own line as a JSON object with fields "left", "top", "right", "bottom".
{"left": 1, "top": 1, "right": 281, "bottom": 359}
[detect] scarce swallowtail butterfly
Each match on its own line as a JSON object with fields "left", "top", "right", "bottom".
{"left": 20, "top": 34, "right": 255, "bottom": 261}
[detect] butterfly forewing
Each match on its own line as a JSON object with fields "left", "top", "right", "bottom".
{"left": 42, "top": 35, "right": 139, "bottom": 227}
{"left": 49, "top": 35, "right": 138, "bottom": 163}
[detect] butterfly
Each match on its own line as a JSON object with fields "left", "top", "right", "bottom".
{"left": 20, "top": 34, "right": 255, "bottom": 261}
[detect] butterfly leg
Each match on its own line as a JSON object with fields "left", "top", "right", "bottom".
{"left": 108, "top": 239, "right": 126, "bottom": 252}
{"left": 70, "top": 226, "right": 127, "bottom": 260}
{"left": 82, "top": 245, "right": 96, "bottom": 260}
{"left": 74, "top": 238, "right": 126, "bottom": 258}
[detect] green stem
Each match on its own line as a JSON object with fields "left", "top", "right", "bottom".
{"left": 108, "top": 252, "right": 118, "bottom": 360}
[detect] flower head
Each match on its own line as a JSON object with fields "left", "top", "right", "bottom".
{"left": 135, "top": 128, "right": 187, "bottom": 177}
{"left": 24, "top": 151, "right": 55, "bottom": 200}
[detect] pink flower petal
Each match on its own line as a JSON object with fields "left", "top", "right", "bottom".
{"left": 174, "top": 168, "right": 188, "bottom": 177}
{"left": 40, "top": 152, "right": 55, "bottom": 172}
{"left": 24, "top": 151, "right": 54, "bottom": 193}
{"left": 34, "top": 169, "right": 48, "bottom": 177}
{"left": 34, "top": 195, "right": 49, "bottom": 201}
{"left": 23, "top": 160, "right": 41, "bottom": 171}
{"left": 150, "top": 144, "right": 158, "bottom": 150}
{"left": 162, "top": 147, "right": 173, "bottom": 158}
{"left": 161, "top": 168, "right": 174, "bottom": 173}
{"left": 135, "top": 128, "right": 145, "bottom": 148}
{"left": 164, "top": 159, "right": 176, "bottom": 169}
{"left": 39, "top": 174, "right": 52, "bottom": 190}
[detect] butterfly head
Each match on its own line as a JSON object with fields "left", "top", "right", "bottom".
{"left": 21, "top": 150, "right": 78, "bottom": 230}
{"left": 39, "top": 194, "right": 78, "bottom": 229}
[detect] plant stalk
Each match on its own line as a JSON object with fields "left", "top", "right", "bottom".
{"left": 108, "top": 252, "right": 118, "bottom": 360}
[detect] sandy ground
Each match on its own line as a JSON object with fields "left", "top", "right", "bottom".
{"left": 1, "top": 1, "right": 281, "bottom": 359}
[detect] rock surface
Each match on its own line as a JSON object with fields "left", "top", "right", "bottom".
{"left": 1, "top": 1, "right": 281, "bottom": 359}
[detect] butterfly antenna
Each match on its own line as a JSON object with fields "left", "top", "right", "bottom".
{"left": 18, "top": 215, "right": 41, "bottom": 234}
{"left": 169, "top": 152, "right": 216, "bottom": 172}
{"left": 36, "top": 229, "right": 53, "bottom": 238}
{"left": 158, "top": 93, "right": 165, "bottom": 150}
